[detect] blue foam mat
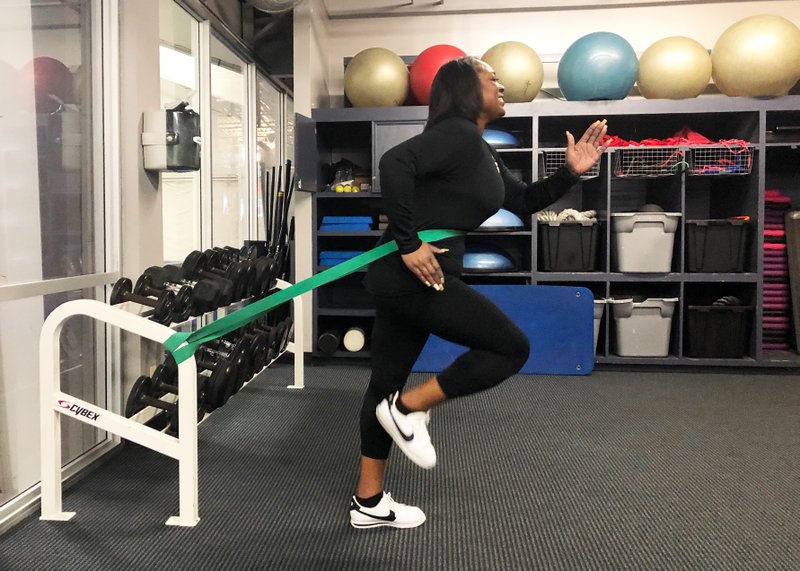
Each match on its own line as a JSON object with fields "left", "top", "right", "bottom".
{"left": 413, "top": 284, "right": 595, "bottom": 375}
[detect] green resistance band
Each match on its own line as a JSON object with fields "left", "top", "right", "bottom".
{"left": 164, "top": 229, "right": 463, "bottom": 363}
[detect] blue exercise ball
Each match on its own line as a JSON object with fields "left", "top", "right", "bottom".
{"left": 557, "top": 32, "right": 638, "bottom": 101}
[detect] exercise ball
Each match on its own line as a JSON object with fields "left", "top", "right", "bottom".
{"left": 481, "top": 41, "right": 543, "bottom": 102}
{"left": 19, "top": 56, "right": 74, "bottom": 113}
{"left": 344, "top": 47, "right": 409, "bottom": 108}
{"left": 557, "top": 32, "right": 638, "bottom": 101}
{"left": 711, "top": 14, "right": 800, "bottom": 97}
{"left": 637, "top": 36, "right": 712, "bottom": 99}
{"left": 409, "top": 44, "right": 466, "bottom": 105}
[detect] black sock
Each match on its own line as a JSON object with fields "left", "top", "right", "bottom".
{"left": 395, "top": 396, "right": 413, "bottom": 415}
{"left": 356, "top": 491, "right": 383, "bottom": 508}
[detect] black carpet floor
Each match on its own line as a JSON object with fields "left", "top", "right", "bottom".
{"left": 3, "top": 362, "right": 800, "bottom": 570}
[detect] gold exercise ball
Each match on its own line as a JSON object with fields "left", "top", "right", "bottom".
{"left": 712, "top": 14, "right": 800, "bottom": 97}
{"left": 637, "top": 36, "right": 711, "bottom": 99}
{"left": 481, "top": 41, "right": 543, "bottom": 103}
{"left": 344, "top": 47, "right": 409, "bottom": 107}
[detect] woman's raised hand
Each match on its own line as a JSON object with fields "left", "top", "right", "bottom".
{"left": 565, "top": 119, "right": 608, "bottom": 176}
{"left": 401, "top": 242, "right": 447, "bottom": 291}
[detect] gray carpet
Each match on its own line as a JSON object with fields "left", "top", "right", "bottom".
{"left": 3, "top": 362, "right": 800, "bottom": 570}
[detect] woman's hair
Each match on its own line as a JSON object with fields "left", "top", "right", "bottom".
{"left": 425, "top": 56, "right": 484, "bottom": 130}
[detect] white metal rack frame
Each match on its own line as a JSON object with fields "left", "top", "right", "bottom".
{"left": 39, "top": 279, "right": 304, "bottom": 527}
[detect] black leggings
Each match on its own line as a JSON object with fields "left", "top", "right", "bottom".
{"left": 360, "top": 277, "right": 530, "bottom": 459}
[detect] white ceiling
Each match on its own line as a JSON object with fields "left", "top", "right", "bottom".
{"left": 321, "top": 0, "right": 773, "bottom": 19}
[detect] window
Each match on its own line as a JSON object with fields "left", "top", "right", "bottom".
{"left": 0, "top": 1, "right": 106, "bottom": 509}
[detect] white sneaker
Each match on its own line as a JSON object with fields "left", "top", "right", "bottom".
{"left": 349, "top": 492, "right": 426, "bottom": 529}
{"left": 376, "top": 392, "right": 437, "bottom": 469}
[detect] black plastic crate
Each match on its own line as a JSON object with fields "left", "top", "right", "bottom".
{"left": 685, "top": 219, "right": 749, "bottom": 272}
{"left": 538, "top": 220, "right": 599, "bottom": 271}
{"left": 685, "top": 304, "right": 752, "bottom": 358}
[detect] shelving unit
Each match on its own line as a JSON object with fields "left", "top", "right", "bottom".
{"left": 299, "top": 96, "right": 800, "bottom": 367}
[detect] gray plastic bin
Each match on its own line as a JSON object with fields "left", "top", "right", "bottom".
{"left": 612, "top": 212, "right": 681, "bottom": 272}
{"left": 609, "top": 297, "right": 678, "bottom": 357}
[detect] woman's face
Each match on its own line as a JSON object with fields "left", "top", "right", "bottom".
{"left": 477, "top": 61, "right": 505, "bottom": 122}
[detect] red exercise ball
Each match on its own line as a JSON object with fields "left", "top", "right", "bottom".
{"left": 409, "top": 44, "right": 466, "bottom": 105}
{"left": 19, "top": 56, "right": 74, "bottom": 113}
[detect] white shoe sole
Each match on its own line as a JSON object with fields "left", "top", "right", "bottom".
{"left": 375, "top": 400, "right": 436, "bottom": 469}
{"left": 349, "top": 517, "right": 426, "bottom": 529}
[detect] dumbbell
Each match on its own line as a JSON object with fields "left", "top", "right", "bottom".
{"left": 163, "top": 352, "right": 240, "bottom": 411}
{"left": 251, "top": 316, "right": 292, "bottom": 361}
{"left": 245, "top": 319, "right": 280, "bottom": 363}
{"left": 182, "top": 251, "right": 248, "bottom": 302}
{"left": 142, "top": 265, "right": 232, "bottom": 312}
{"left": 218, "top": 328, "right": 269, "bottom": 377}
{"left": 134, "top": 274, "right": 192, "bottom": 323}
{"left": 124, "top": 375, "right": 205, "bottom": 436}
{"left": 198, "top": 341, "right": 252, "bottom": 393}
{"left": 223, "top": 244, "right": 278, "bottom": 297}
{"left": 110, "top": 277, "right": 175, "bottom": 325}
{"left": 151, "top": 363, "right": 211, "bottom": 415}
{"left": 210, "top": 248, "right": 265, "bottom": 300}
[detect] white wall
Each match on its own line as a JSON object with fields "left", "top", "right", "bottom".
{"left": 119, "top": 0, "right": 166, "bottom": 373}
{"left": 293, "top": 0, "right": 331, "bottom": 349}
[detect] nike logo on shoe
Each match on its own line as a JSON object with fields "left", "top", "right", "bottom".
{"left": 389, "top": 400, "right": 414, "bottom": 442}
{"left": 351, "top": 500, "right": 397, "bottom": 522}
{"left": 359, "top": 508, "right": 396, "bottom": 522}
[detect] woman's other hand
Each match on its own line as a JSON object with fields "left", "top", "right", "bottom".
{"left": 401, "top": 243, "right": 448, "bottom": 291}
{"left": 565, "top": 119, "right": 608, "bottom": 176}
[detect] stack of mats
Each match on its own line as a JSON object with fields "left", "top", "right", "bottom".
{"left": 762, "top": 189, "right": 792, "bottom": 351}
{"left": 318, "top": 216, "right": 373, "bottom": 231}
{"left": 318, "top": 250, "right": 366, "bottom": 267}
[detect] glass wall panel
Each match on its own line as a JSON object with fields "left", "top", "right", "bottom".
{"left": 0, "top": 2, "right": 105, "bottom": 510}
{"left": 210, "top": 36, "right": 249, "bottom": 248}
{"left": 255, "top": 74, "right": 282, "bottom": 242}
{"left": 0, "top": 1, "right": 100, "bottom": 285}
{"left": 0, "top": 288, "right": 104, "bottom": 507}
{"left": 159, "top": 0, "right": 201, "bottom": 264}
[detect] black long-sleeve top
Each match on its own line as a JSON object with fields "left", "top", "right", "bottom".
{"left": 364, "top": 116, "right": 579, "bottom": 295}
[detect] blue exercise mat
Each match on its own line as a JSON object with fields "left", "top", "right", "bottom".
{"left": 413, "top": 284, "right": 595, "bottom": 375}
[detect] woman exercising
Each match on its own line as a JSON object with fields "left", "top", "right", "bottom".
{"left": 349, "top": 56, "right": 607, "bottom": 529}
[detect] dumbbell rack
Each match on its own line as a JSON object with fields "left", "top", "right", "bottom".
{"left": 39, "top": 279, "right": 304, "bottom": 527}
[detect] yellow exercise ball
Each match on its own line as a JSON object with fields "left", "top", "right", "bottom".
{"left": 344, "top": 47, "right": 409, "bottom": 107}
{"left": 711, "top": 14, "right": 800, "bottom": 97}
{"left": 481, "top": 41, "right": 543, "bottom": 103}
{"left": 637, "top": 36, "right": 712, "bottom": 99}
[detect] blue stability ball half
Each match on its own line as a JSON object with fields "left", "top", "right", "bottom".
{"left": 477, "top": 208, "right": 525, "bottom": 231}
{"left": 463, "top": 245, "right": 516, "bottom": 272}
{"left": 482, "top": 129, "right": 521, "bottom": 149}
{"left": 558, "top": 32, "right": 638, "bottom": 101}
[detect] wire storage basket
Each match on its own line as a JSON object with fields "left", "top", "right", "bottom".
{"left": 540, "top": 149, "right": 600, "bottom": 179}
{"left": 688, "top": 144, "right": 753, "bottom": 176}
{"left": 612, "top": 147, "right": 686, "bottom": 178}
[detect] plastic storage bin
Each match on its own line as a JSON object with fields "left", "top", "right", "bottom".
{"left": 594, "top": 298, "right": 606, "bottom": 352}
{"left": 608, "top": 297, "right": 678, "bottom": 357}
{"left": 685, "top": 219, "right": 749, "bottom": 273}
{"left": 685, "top": 304, "right": 752, "bottom": 358}
{"left": 612, "top": 212, "right": 681, "bottom": 272}
{"left": 538, "top": 220, "right": 599, "bottom": 271}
